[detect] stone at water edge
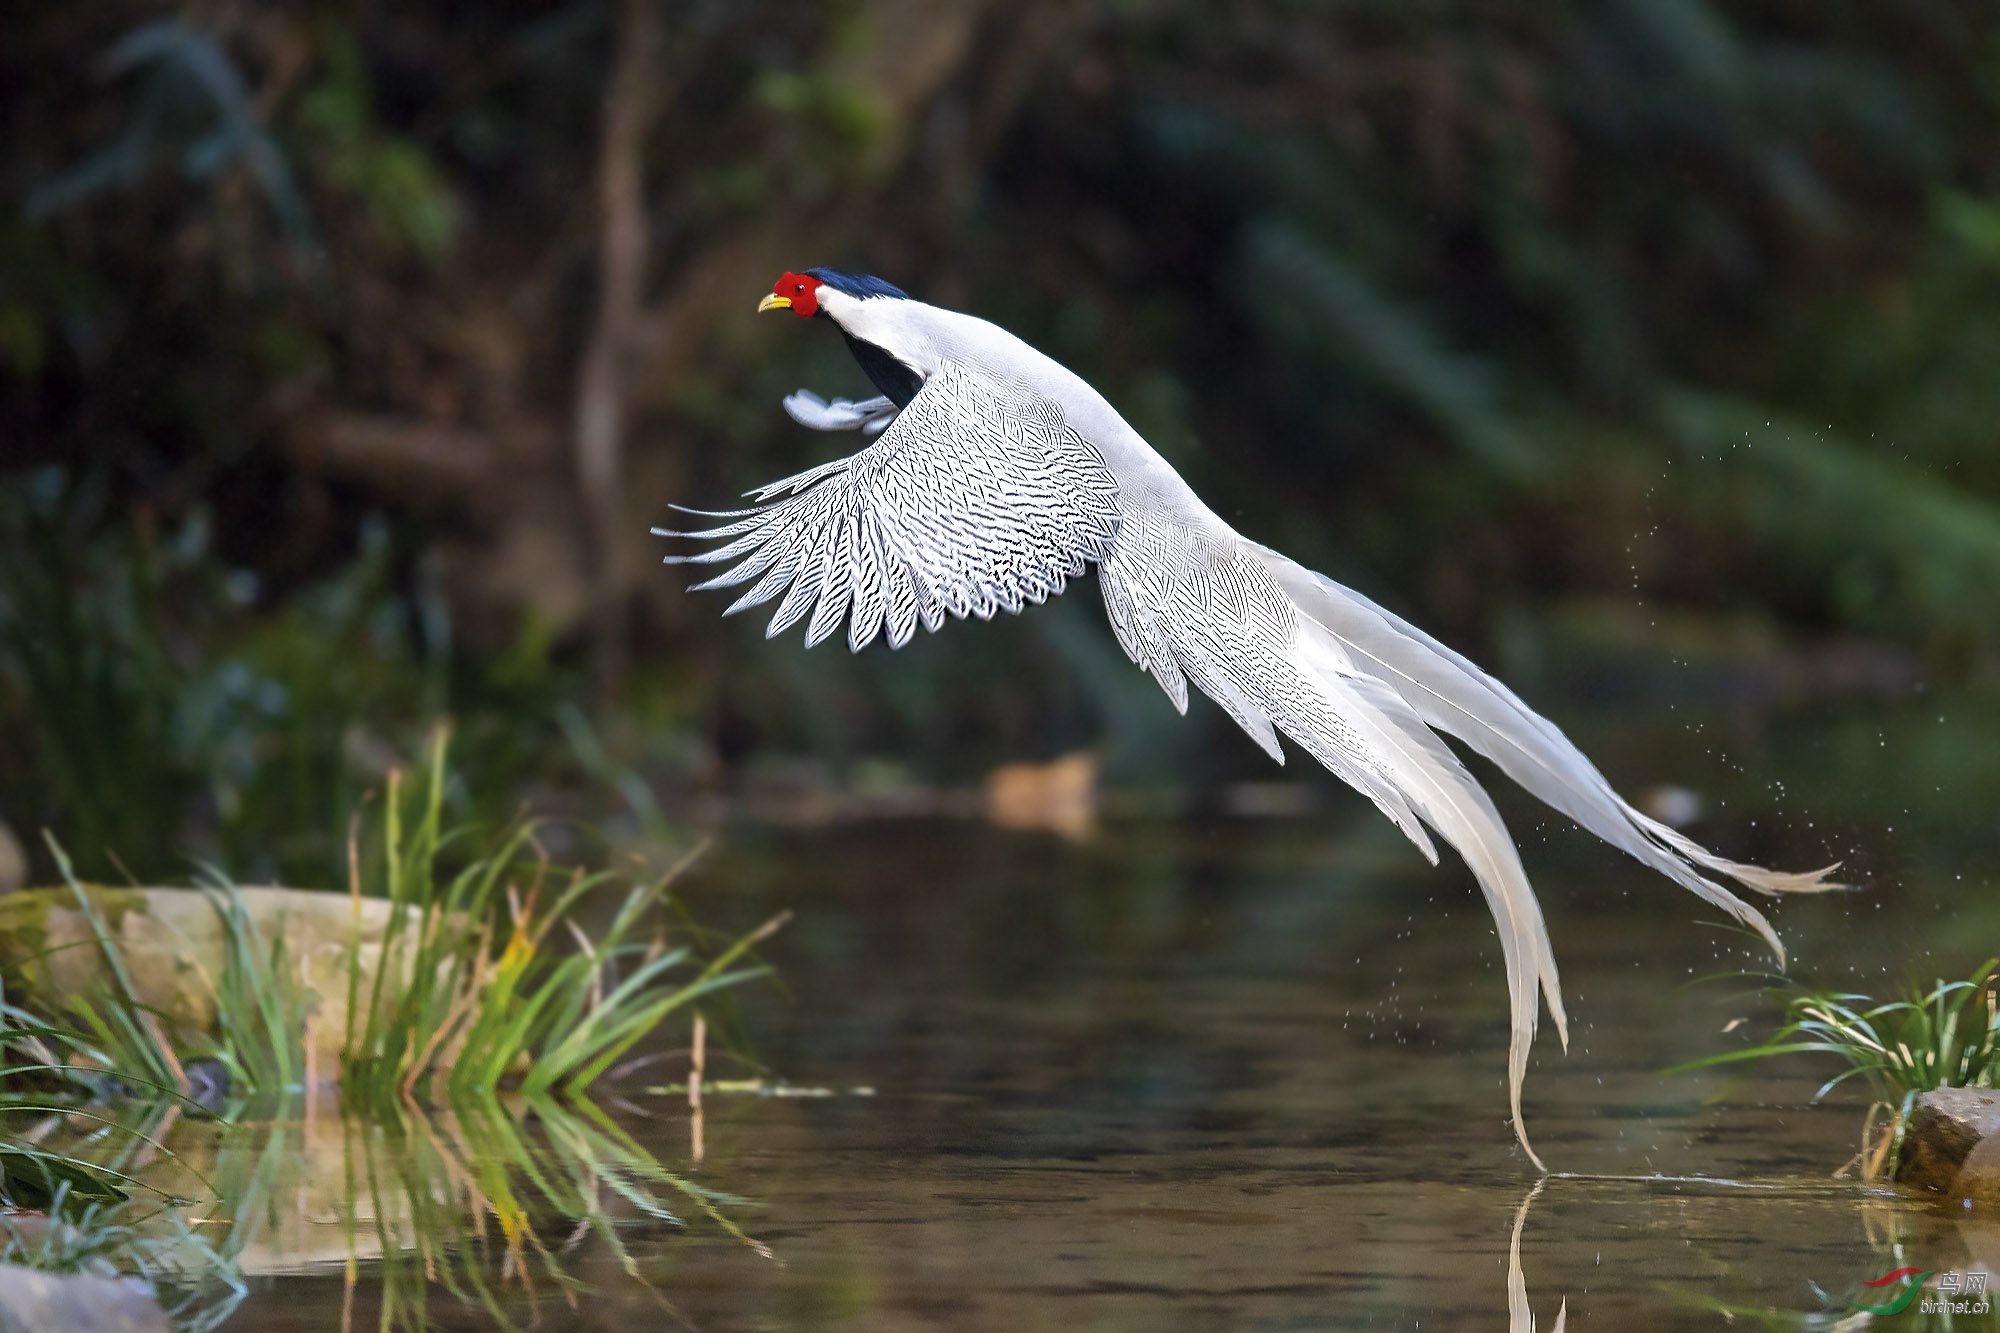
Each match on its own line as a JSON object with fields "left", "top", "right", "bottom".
{"left": 1957, "top": 1134, "right": 2000, "bottom": 1214}
{"left": 0, "top": 1264, "right": 169, "bottom": 1333}
{"left": 0, "top": 885, "right": 424, "bottom": 1062}
{"left": 1897, "top": 1087, "right": 2000, "bottom": 1200}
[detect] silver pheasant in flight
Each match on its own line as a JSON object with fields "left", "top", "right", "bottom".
{"left": 657, "top": 268, "right": 1839, "bottom": 1167}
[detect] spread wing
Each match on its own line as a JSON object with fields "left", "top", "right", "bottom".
{"left": 782, "top": 389, "right": 899, "bottom": 435}
{"left": 658, "top": 361, "right": 1123, "bottom": 652}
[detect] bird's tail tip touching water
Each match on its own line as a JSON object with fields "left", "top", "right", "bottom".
{"left": 1248, "top": 544, "right": 1848, "bottom": 1168}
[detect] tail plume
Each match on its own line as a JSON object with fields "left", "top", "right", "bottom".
{"left": 1100, "top": 529, "right": 1840, "bottom": 1169}
{"left": 1254, "top": 545, "right": 1840, "bottom": 1166}
{"left": 1254, "top": 546, "right": 1843, "bottom": 945}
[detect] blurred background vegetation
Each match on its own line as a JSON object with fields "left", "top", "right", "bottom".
{"left": 3, "top": 0, "right": 1997, "bottom": 889}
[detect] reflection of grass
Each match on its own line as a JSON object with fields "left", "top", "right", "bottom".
{"left": 22, "top": 1088, "right": 764, "bottom": 1333}
{"left": 1675, "top": 960, "right": 2000, "bottom": 1179}
{"left": 355, "top": 1095, "right": 766, "bottom": 1331}
{"left": 1671, "top": 1267, "right": 1996, "bottom": 1331}
{"left": 170, "top": 1091, "right": 759, "bottom": 1331}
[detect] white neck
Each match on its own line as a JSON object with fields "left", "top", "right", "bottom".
{"left": 816, "top": 289, "right": 941, "bottom": 372}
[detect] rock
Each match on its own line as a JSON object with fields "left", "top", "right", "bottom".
{"left": 984, "top": 750, "right": 1097, "bottom": 842}
{"left": 1898, "top": 1087, "right": 2000, "bottom": 1196}
{"left": 1954, "top": 1133, "right": 2000, "bottom": 1213}
{"left": 0, "top": 886, "right": 423, "bottom": 1062}
{"left": 0, "top": 1264, "right": 168, "bottom": 1333}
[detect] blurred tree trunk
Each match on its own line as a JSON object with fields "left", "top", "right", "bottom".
{"left": 574, "top": 0, "right": 660, "bottom": 705}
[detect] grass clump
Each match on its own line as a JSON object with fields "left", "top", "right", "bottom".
{"left": 0, "top": 1186, "right": 246, "bottom": 1332}
{"left": 340, "top": 729, "right": 785, "bottom": 1105}
{"left": 28, "top": 832, "right": 313, "bottom": 1100}
{"left": 1676, "top": 959, "right": 2000, "bottom": 1179}
{"left": 12, "top": 729, "right": 780, "bottom": 1108}
{"left": 0, "top": 976, "right": 215, "bottom": 1205}
{"left": 1, "top": 727, "right": 785, "bottom": 1325}
{"left": 0, "top": 1000, "right": 247, "bottom": 1330}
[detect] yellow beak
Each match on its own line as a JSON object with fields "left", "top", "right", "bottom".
{"left": 757, "top": 293, "right": 791, "bottom": 313}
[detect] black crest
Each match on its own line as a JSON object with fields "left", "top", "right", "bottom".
{"left": 804, "top": 269, "right": 909, "bottom": 301}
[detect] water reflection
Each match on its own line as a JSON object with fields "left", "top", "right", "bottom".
{"left": 1508, "top": 1182, "right": 1565, "bottom": 1333}
{"left": 618, "top": 812, "right": 1995, "bottom": 1330}
{"left": 26, "top": 1091, "right": 766, "bottom": 1330}
{"left": 1510, "top": 1172, "right": 2000, "bottom": 1331}
{"left": 25, "top": 1058, "right": 2000, "bottom": 1330}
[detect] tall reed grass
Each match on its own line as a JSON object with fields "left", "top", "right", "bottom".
{"left": 340, "top": 730, "right": 784, "bottom": 1105}
{"left": 16, "top": 731, "right": 780, "bottom": 1106}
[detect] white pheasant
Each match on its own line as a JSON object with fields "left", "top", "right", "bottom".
{"left": 657, "top": 268, "right": 1840, "bottom": 1168}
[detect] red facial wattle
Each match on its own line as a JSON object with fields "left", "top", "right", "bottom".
{"left": 773, "top": 271, "right": 821, "bottom": 318}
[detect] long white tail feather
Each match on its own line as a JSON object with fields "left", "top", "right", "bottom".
{"left": 1227, "top": 546, "right": 1842, "bottom": 1166}
{"left": 1254, "top": 548, "right": 1842, "bottom": 954}
{"left": 1300, "top": 648, "right": 1569, "bottom": 1171}
{"left": 1091, "top": 532, "right": 1837, "bottom": 1168}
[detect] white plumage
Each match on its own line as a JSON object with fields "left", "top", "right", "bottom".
{"left": 657, "top": 272, "right": 1840, "bottom": 1168}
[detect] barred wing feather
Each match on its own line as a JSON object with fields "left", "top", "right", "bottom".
{"left": 659, "top": 363, "right": 1122, "bottom": 652}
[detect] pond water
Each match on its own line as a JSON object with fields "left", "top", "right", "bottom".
{"left": 39, "top": 701, "right": 2000, "bottom": 1330}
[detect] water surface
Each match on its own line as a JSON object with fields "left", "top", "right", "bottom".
{"left": 196, "top": 762, "right": 1999, "bottom": 1331}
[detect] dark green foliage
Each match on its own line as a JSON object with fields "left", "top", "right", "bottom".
{"left": 24, "top": 20, "right": 312, "bottom": 250}
{"left": 0, "top": 471, "right": 573, "bottom": 884}
{"left": 2, "top": 0, "right": 1998, "bottom": 864}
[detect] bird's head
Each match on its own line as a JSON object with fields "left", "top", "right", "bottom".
{"left": 758, "top": 268, "right": 925, "bottom": 407}
{"left": 757, "top": 269, "right": 910, "bottom": 323}
{"left": 759, "top": 271, "right": 824, "bottom": 318}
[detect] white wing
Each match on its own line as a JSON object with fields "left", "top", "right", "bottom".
{"left": 660, "top": 362, "right": 1122, "bottom": 652}
{"left": 782, "top": 389, "right": 899, "bottom": 435}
